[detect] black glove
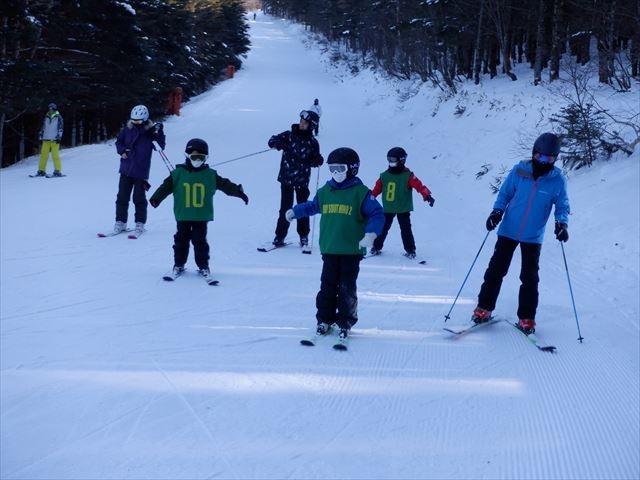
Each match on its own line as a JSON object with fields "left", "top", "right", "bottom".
{"left": 268, "top": 138, "right": 283, "bottom": 150}
{"left": 554, "top": 222, "right": 569, "bottom": 242}
{"left": 149, "top": 198, "right": 159, "bottom": 208}
{"left": 143, "top": 180, "right": 151, "bottom": 191}
{"left": 486, "top": 209, "right": 504, "bottom": 231}
{"left": 238, "top": 184, "right": 249, "bottom": 205}
{"left": 425, "top": 194, "right": 435, "bottom": 207}
{"left": 311, "top": 154, "right": 324, "bottom": 167}
{"left": 153, "top": 123, "right": 163, "bottom": 134}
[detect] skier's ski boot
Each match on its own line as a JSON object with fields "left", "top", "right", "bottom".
{"left": 338, "top": 328, "right": 349, "bottom": 340}
{"left": 471, "top": 307, "right": 492, "bottom": 324}
{"left": 113, "top": 221, "right": 127, "bottom": 234}
{"left": 51, "top": 170, "right": 63, "bottom": 177}
{"left": 369, "top": 248, "right": 381, "bottom": 256}
{"left": 134, "top": 222, "right": 145, "bottom": 235}
{"left": 517, "top": 318, "right": 536, "bottom": 335}
{"left": 316, "top": 322, "right": 332, "bottom": 335}
{"left": 273, "top": 236, "right": 286, "bottom": 247}
{"left": 300, "top": 236, "right": 309, "bottom": 247}
{"left": 173, "top": 265, "right": 185, "bottom": 276}
{"left": 403, "top": 251, "right": 416, "bottom": 259}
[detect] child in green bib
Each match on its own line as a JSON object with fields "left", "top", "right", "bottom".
{"left": 370, "top": 147, "right": 435, "bottom": 259}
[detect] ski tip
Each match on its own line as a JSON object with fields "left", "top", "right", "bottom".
{"left": 207, "top": 280, "right": 220, "bottom": 286}
{"left": 97, "top": 233, "right": 106, "bottom": 238}
{"left": 162, "top": 276, "right": 175, "bottom": 281}
{"left": 333, "top": 343, "right": 348, "bottom": 351}
{"left": 539, "top": 345, "right": 557, "bottom": 353}
{"left": 302, "top": 250, "right": 312, "bottom": 255}
{"left": 300, "top": 339, "right": 315, "bottom": 346}
{"left": 419, "top": 260, "right": 427, "bottom": 264}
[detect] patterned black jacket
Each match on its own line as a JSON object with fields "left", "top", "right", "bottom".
{"left": 268, "top": 124, "right": 321, "bottom": 187}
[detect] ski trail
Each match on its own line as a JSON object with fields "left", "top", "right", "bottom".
{"left": 151, "top": 359, "right": 237, "bottom": 479}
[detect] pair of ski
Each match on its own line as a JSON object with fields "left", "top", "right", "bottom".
{"left": 363, "top": 251, "right": 427, "bottom": 264}
{"left": 300, "top": 327, "right": 348, "bottom": 351}
{"left": 97, "top": 229, "right": 144, "bottom": 239}
{"left": 257, "top": 240, "right": 312, "bottom": 255}
{"left": 443, "top": 318, "right": 556, "bottom": 352}
{"left": 29, "top": 173, "right": 67, "bottom": 178}
{"left": 162, "top": 268, "right": 219, "bottom": 286}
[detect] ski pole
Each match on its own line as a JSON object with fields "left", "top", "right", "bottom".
{"left": 212, "top": 148, "right": 271, "bottom": 167}
{"left": 153, "top": 141, "right": 174, "bottom": 172}
{"left": 560, "top": 242, "right": 584, "bottom": 343}
{"left": 305, "top": 166, "right": 321, "bottom": 254}
{"left": 444, "top": 230, "right": 491, "bottom": 322}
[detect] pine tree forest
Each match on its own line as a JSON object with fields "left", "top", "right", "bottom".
{"left": 0, "top": 0, "right": 250, "bottom": 166}
{"left": 1, "top": 0, "right": 638, "bottom": 167}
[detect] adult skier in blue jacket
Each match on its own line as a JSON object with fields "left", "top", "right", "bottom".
{"left": 471, "top": 133, "right": 570, "bottom": 334}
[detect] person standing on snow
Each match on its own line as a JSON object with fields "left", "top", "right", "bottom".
{"left": 267, "top": 109, "right": 323, "bottom": 248}
{"left": 149, "top": 138, "right": 249, "bottom": 282}
{"left": 33, "top": 103, "right": 64, "bottom": 177}
{"left": 470, "top": 132, "right": 570, "bottom": 334}
{"left": 113, "top": 105, "right": 165, "bottom": 236}
{"left": 308, "top": 98, "right": 322, "bottom": 136}
{"left": 370, "top": 147, "right": 435, "bottom": 259}
{"left": 286, "top": 147, "right": 384, "bottom": 347}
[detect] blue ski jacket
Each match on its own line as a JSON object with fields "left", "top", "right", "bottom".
{"left": 494, "top": 160, "right": 570, "bottom": 244}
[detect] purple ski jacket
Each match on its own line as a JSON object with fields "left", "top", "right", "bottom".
{"left": 115, "top": 120, "right": 166, "bottom": 180}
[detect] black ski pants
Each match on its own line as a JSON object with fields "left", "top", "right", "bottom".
{"left": 477, "top": 235, "right": 542, "bottom": 320}
{"left": 373, "top": 211, "right": 416, "bottom": 253}
{"left": 173, "top": 221, "right": 209, "bottom": 270}
{"left": 316, "top": 254, "right": 361, "bottom": 330}
{"left": 115, "top": 174, "right": 147, "bottom": 224}
{"left": 275, "top": 184, "right": 310, "bottom": 240}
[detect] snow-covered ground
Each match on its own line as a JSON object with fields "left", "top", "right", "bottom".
{"left": 1, "top": 12, "right": 638, "bottom": 480}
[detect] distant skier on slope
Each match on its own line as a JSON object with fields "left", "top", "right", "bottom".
{"left": 470, "top": 132, "right": 571, "bottom": 334}
{"left": 308, "top": 98, "right": 322, "bottom": 136}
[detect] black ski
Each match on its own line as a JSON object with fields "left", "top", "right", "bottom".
{"left": 443, "top": 318, "right": 499, "bottom": 335}
{"left": 257, "top": 241, "right": 292, "bottom": 252}
{"left": 505, "top": 320, "right": 556, "bottom": 352}
{"left": 300, "top": 325, "right": 334, "bottom": 346}
{"left": 97, "top": 228, "right": 132, "bottom": 238}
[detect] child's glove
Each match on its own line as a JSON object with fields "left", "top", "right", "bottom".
{"left": 285, "top": 209, "right": 296, "bottom": 222}
{"left": 425, "top": 194, "right": 435, "bottom": 207}
{"left": 358, "top": 232, "right": 377, "bottom": 249}
{"left": 486, "top": 209, "right": 504, "bottom": 231}
{"left": 554, "top": 222, "right": 569, "bottom": 242}
{"left": 143, "top": 180, "right": 151, "bottom": 191}
{"left": 149, "top": 198, "right": 159, "bottom": 208}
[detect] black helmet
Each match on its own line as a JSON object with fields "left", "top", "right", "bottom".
{"left": 185, "top": 138, "right": 209, "bottom": 155}
{"left": 300, "top": 110, "right": 319, "bottom": 129}
{"left": 532, "top": 133, "right": 560, "bottom": 157}
{"left": 328, "top": 147, "right": 360, "bottom": 177}
{"left": 314, "top": 98, "right": 319, "bottom": 105}
{"left": 387, "top": 147, "right": 407, "bottom": 166}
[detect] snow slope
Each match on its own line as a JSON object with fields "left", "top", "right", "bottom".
{"left": 1, "top": 12, "right": 638, "bottom": 480}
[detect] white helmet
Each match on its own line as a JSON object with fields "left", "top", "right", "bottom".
{"left": 130, "top": 105, "right": 149, "bottom": 122}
